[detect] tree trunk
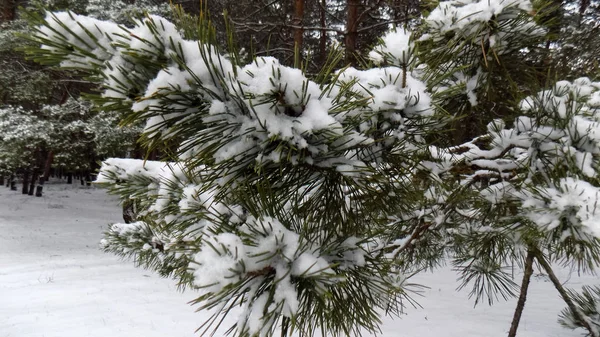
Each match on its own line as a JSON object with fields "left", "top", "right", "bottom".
{"left": 22, "top": 171, "right": 30, "bottom": 195}
{"left": 67, "top": 172, "right": 73, "bottom": 184}
{"left": 122, "top": 199, "right": 136, "bottom": 224}
{"left": 43, "top": 151, "right": 54, "bottom": 182}
{"left": 35, "top": 175, "right": 44, "bottom": 197}
{"left": 0, "top": 0, "right": 16, "bottom": 23}
{"left": 29, "top": 171, "right": 38, "bottom": 195}
{"left": 508, "top": 250, "right": 536, "bottom": 337}
{"left": 345, "top": 0, "right": 359, "bottom": 66}
{"left": 0, "top": 175, "right": 4, "bottom": 186}
{"left": 319, "top": 0, "right": 327, "bottom": 63}
{"left": 293, "top": 0, "right": 304, "bottom": 68}
{"left": 10, "top": 174, "right": 16, "bottom": 191}
{"left": 535, "top": 250, "right": 599, "bottom": 337}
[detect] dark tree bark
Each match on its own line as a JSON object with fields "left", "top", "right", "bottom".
{"left": 293, "top": 0, "right": 304, "bottom": 67}
{"left": 43, "top": 151, "right": 54, "bottom": 182}
{"left": 345, "top": 0, "right": 360, "bottom": 65}
{"left": 28, "top": 171, "right": 38, "bottom": 195}
{"left": 319, "top": 0, "right": 327, "bottom": 63}
{"left": 21, "top": 171, "right": 29, "bottom": 195}
{"left": 0, "top": 0, "right": 16, "bottom": 23}
{"left": 10, "top": 174, "right": 17, "bottom": 191}
{"left": 0, "top": 176, "right": 4, "bottom": 186}
{"left": 67, "top": 172, "right": 73, "bottom": 184}
{"left": 508, "top": 250, "right": 536, "bottom": 337}
{"left": 35, "top": 175, "right": 44, "bottom": 197}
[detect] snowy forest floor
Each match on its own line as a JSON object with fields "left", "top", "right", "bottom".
{"left": 0, "top": 182, "right": 595, "bottom": 337}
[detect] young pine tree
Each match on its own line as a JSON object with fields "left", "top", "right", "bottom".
{"left": 26, "top": 0, "right": 600, "bottom": 336}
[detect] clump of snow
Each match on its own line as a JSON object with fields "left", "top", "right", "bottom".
{"left": 369, "top": 29, "right": 414, "bottom": 66}
{"left": 523, "top": 178, "right": 600, "bottom": 238}
{"left": 425, "top": 0, "right": 532, "bottom": 34}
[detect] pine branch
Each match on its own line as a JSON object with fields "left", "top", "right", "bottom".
{"left": 508, "top": 249, "right": 535, "bottom": 337}
{"left": 535, "top": 249, "right": 600, "bottom": 337}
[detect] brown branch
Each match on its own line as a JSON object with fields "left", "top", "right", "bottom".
{"left": 391, "top": 220, "right": 434, "bottom": 259}
{"left": 534, "top": 249, "right": 599, "bottom": 337}
{"left": 508, "top": 250, "right": 535, "bottom": 337}
{"left": 246, "top": 266, "right": 275, "bottom": 278}
{"left": 356, "top": 0, "right": 386, "bottom": 25}
{"left": 229, "top": 19, "right": 343, "bottom": 33}
{"left": 356, "top": 19, "right": 405, "bottom": 33}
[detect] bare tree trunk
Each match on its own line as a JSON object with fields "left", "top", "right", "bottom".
{"left": 9, "top": 174, "right": 16, "bottom": 191}
{"left": 67, "top": 172, "right": 73, "bottom": 184}
{"left": 535, "top": 250, "right": 599, "bottom": 337}
{"left": 43, "top": 151, "right": 54, "bottom": 182}
{"left": 22, "top": 170, "right": 30, "bottom": 195}
{"left": 345, "top": 0, "right": 360, "bottom": 66}
{"left": 0, "top": 175, "right": 4, "bottom": 186}
{"left": 293, "top": 0, "right": 304, "bottom": 68}
{"left": 28, "top": 171, "right": 38, "bottom": 195}
{"left": 35, "top": 175, "right": 44, "bottom": 197}
{"left": 319, "top": 0, "right": 327, "bottom": 63}
{"left": 508, "top": 250, "right": 536, "bottom": 337}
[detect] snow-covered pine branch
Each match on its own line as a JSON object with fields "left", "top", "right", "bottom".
{"left": 29, "top": 8, "right": 441, "bottom": 336}
{"left": 27, "top": 0, "right": 600, "bottom": 336}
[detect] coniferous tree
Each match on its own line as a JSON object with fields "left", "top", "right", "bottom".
{"left": 26, "top": 0, "right": 600, "bottom": 336}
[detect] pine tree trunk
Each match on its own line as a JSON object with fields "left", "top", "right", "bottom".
{"left": 345, "top": 0, "right": 359, "bottom": 66}
{"left": 67, "top": 172, "right": 73, "bottom": 184}
{"left": 0, "top": 0, "right": 16, "bottom": 23}
{"left": 293, "top": 0, "right": 304, "bottom": 68}
{"left": 535, "top": 250, "right": 599, "bottom": 337}
{"left": 35, "top": 175, "right": 44, "bottom": 197}
{"left": 508, "top": 250, "right": 535, "bottom": 337}
{"left": 0, "top": 175, "right": 4, "bottom": 186}
{"left": 319, "top": 0, "right": 327, "bottom": 63}
{"left": 22, "top": 171, "right": 30, "bottom": 195}
{"left": 10, "top": 174, "right": 17, "bottom": 191}
{"left": 43, "top": 151, "right": 54, "bottom": 182}
{"left": 28, "top": 171, "right": 38, "bottom": 195}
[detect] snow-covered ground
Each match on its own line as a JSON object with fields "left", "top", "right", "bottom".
{"left": 0, "top": 183, "right": 594, "bottom": 337}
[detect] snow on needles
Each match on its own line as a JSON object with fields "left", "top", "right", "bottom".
{"left": 37, "top": 12, "right": 437, "bottom": 176}
{"left": 369, "top": 29, "right": 414, "bottom": 66}
{"left": 523, "top": 178, "right": 600, "bottom": 239}
{"left": 426, "top": 0, "right": 532, "bottom": 34}
{"left": 420, "top": 77, "right": 600, "bottom": 242}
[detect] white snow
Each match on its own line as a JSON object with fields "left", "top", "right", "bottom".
{"left": 369, "top": 29, "right": 414, "bottom": 66}
{"left": 0, "top": 183, "right": 595, "bottom": 337}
